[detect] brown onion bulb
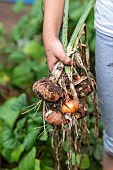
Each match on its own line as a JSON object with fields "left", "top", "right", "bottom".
{"left": 44, "top": 110, "right": 67, "bottom": 126}
{"left": 61, "top": 99, "right": 78, "bottom": 114}
{"left": 32, "top": 78, "right": 61, "bottom": 102}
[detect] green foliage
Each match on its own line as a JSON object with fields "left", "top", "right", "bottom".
{"left": 23, "top": 40, "right": 44, "bottom": 59}
{"left": 0, "top": 22, "right": 5, "bottom": 35}
{"left": 12, "top": 0, "right": 25, "bottom": 13}
{"left": 75, "top": 153, "right": 90, "bottom": 169}
{"left": 0, "top": 93, "right": 47, "bottom": 168}
{"left": 11, "top": 62, "right": 34, "bottom": 88}
{"left": 0, "top": 0, "right": 102, "bottom": 169}
{"left": 11, "top": 144, "right": 25, "bottom": 162}
{"left": 18, "top": 147, "right": 36, "bottom": 170}
{"left": 0, "top": 97, "right": 21, "bottom": 128}
{"left": 34, "top": 159, "right": 41, "bottom": 170}
{"left": 23, "top": 130, "right": 39, "bottom": 152}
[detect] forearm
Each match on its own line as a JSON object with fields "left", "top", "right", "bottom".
{"left": 43, "top": 0, "right": 65, "bottom": 40}
{"left": 42, "top": 0, "right": 71, "bottom": 71}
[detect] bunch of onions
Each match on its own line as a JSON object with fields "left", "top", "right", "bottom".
{"left": 61, "top": 99, "right": 79, "bottom": 115}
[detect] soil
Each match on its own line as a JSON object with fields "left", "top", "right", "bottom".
{"left": 0, "top": 1, "right": 31, "bottom": 34}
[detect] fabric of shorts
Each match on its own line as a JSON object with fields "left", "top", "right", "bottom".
{"left": 95, "top": 30, "right": 113, "bottom": 156}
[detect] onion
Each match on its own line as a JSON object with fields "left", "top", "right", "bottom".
{"left": 44, "top": 109, "right": 67, "bottom": 126}
{"left": 61, "top": 99, "right": 78, "bottom": 114}
{"left": 32, "top": 78, "right": 61, "bottom": 102}
{"left": 73, "top": 73, "right": 81, "bottom": 81}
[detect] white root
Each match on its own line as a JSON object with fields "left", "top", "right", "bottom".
{"left": 32, "top": 100, "right": 42, "bottom": 118}
{"left": 21, "top": 100, "right": 42, "bottom": 115}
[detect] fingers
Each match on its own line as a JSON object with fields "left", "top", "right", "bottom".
{"left": 47, "top": 53, "right": 72, "bottom": 72}
{"left": 54, "top": 44, "right": 72, "bottom": 66}
{"left": 56, "top": 50, "right": 72, "bottom": 66}
{"left": 46, "top": 55, "right": 58, "bottom": 72}
{"left": 44, "top": 39, "right": 73, "bottom": 72}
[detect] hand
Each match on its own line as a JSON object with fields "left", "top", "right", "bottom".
{"left": 43, "top": 38, "right": 72, "bottom": 72}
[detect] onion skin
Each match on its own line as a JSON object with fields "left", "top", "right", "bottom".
{"left": 72, "top": 99, "right": 88, "bottom": 119}
{"left": 44, "top": 110, "right": 67, "bottom": 126}
{"left": 73, "top": 73, "right": 81, "bottom": 81}
{"left": 75, "top": 77, "right": 93, "bottom": 98}
{"left": 61, "top": 100, "right": 79, "bottom": 115}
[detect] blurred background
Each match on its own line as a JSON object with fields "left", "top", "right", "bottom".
{"left": 0, "top": 0, "right": 103, "bottom": 170}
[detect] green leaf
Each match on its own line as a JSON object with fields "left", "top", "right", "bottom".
{"left": 94, "top": 143, "right": 103, "bottom": 161}
{"left": 65, "top": 152, "right": 78, "bottom": 166}
{"left": 23, "top": 130, "right": 40, "bottom": 152}
{"left": 12, "top": 93, "right": 27, "bottom": 112}
{"left": 2, "top": 147, "right": 13, "bottom": 163}
{"left": 0, "top": 94, "right": 26, "bottom": 128}
{"left": 2, "top": 127, "right": 17, "bottom": 149}
{"left": 16, "top": 117, "right": 27, "bottom": 130}
{"left": 39, "top": 132, "right": 48, "bottom": 141}
{"left": 23, "top": 41, "right": 44, "bottom": 59}
{"left": 80, "top": 154, "right": 90, "bottom": 169}
{"left": 0, "top": 97, "right": 18, "bottom": 128}
{"left": 19, "top": 147, "right": 36, "bottom": 170}
{"left": 11, "top": 62, "right": 34, "bottom": 88}
{"left": 62, "top": 141, "right": 68, "bottom": 152}
{"left": 11, "top": 145, "right": 25, "bottom": 162}
{"left": 34, "top": 159, "right": 41, "bottom": 170}
{"left": 68, "top": 153, "right": 90, "bottom": 169}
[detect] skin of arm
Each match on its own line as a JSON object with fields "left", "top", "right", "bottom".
{"left": 43, "top": 0, "right": 72, "bottom": 72}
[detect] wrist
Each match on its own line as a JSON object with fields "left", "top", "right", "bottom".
{"left": 43, "top": 27, "right": 59, "bottom": 42}
{"left": 43, "top": 32, "right": 59, "bottom": 45}
{"left": 43, "top": 35, "right": 58, "bottom": 43}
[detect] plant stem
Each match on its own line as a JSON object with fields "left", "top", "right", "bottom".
{"left": 61, "top": 0, "right": 69, "bottom": 52}
{"left": 67, "top": 0, "right": 95, "bottom": 53}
